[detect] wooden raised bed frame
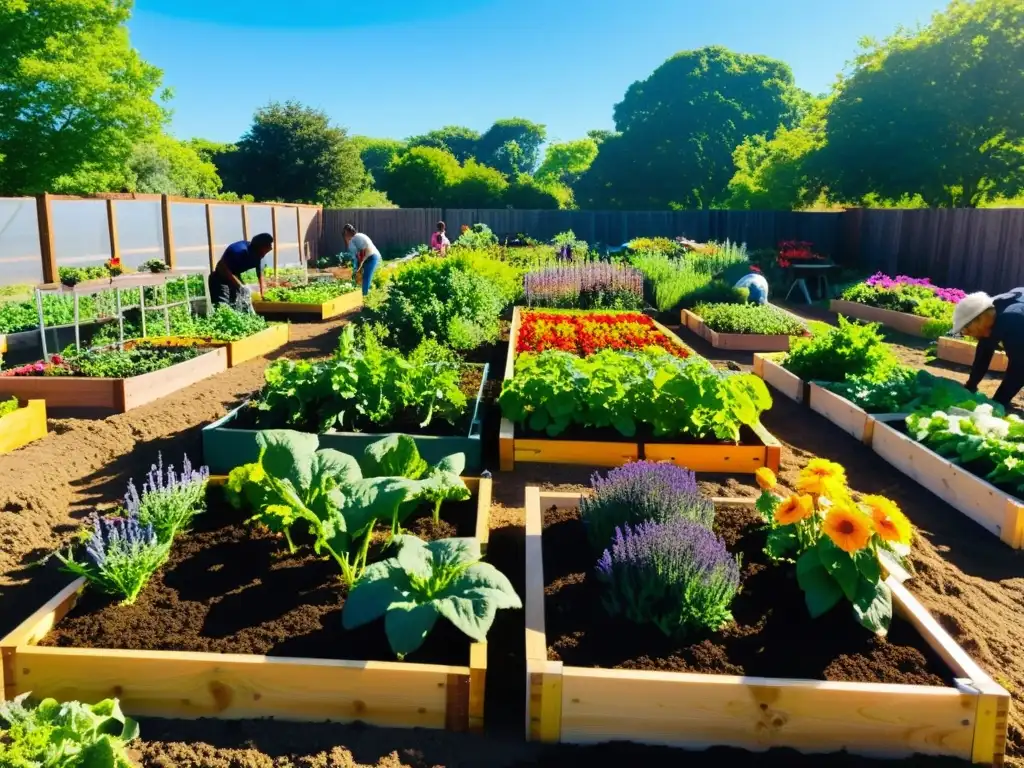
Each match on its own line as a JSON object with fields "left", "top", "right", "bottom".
{"left": 829, "top": 300, "right": 931, "bottom": 337}
{"left": 524, "top": 488, "right": 1009, "bottom": 763}
{"left": 0, "top": 399, "right": 47, "bottom": 454}
{"left": 500, "top": 308, "right": 780, "bottom": 473}
{"left": 0, "top": 477, "right": 492, "bottom": 731}
{"left": 0, "top": 348, "right": 228, "bottom": 415}
{"left": 751, "top": 352, "right": 807, "bottom": 404}
{"left": 681, "top": 307, "right": 796, "bottom": 353}
{"left": 147, "top": 324, "right": 290, "bottom": 368}
{"left": 936, "top": 337, "right": 1008, "bottom": 373}
{"left": 871, "top": 416, "right": 1024, "bottom": 549}
{"left": 252, "top": 290, "right": 362, "bottom": 321}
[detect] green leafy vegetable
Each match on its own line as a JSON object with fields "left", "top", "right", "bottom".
{"left": 261, "top": 280, "right": 357, "bottom": 304}
{"left": 694, "top": 302, "right": 806, "bottom": 336}
{"left": 343, "top": 535, "right": 521, "bottom": 658}
{"left": 783, "top": 316, "right": 898, "bottom": 383}
{"left": 0, "top": 396, "right": 19, "bottom": 418}
{"left": 825, "top": 367, "right": 993, "bottom": 414}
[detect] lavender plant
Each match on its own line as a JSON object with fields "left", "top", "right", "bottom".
{"left": 524, "top": 262, "right": 644, "bottom": 310}
{"left": 595, "top": 518, "right": 740, "bottom": 637}
{"left": 580, "top": 462, "right": 714, "bottom": 553}
{"left": 55, "top": 513, "right": 171, "bottom": 604}
{"left": 125, "top": 453, "right": 210, "bottom": 543}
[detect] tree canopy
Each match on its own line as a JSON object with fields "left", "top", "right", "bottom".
{"left": 130, "top": 134, "right": 223, "bottom": 197}
{"left": 352, "top": 136, "right": 406, "bottom": 182}
{"left": 475, "top": 118, "right": 547, "bottom": 175}
{"left": 535, "top": 139, "right": 599, "bottom": 187}
{"left": 406, "top": 125, "right": 480, "bottom": 164}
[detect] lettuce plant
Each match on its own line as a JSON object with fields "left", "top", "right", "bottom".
{"left": 0, "top": 693, "right": 139, "bottom": 768}
{"left": 783, "top": 316, "right": 898, "bottom": 384}
{"left": 343, "top": 536, "right": 521, "bottom": 658}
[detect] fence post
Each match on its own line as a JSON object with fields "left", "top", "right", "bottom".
{"left": 106, "top": 199, "right": 120, "bottom": 264}
{"left": 160, "top": 194, "right": 176, "bottom": 269}
{"left": 241, "top": 204, "right": 250, "bottom": 241}
{"left": 205, "top": 204, "right": 216, "bottom": 271}
{"left": 271, "top": 206, "right": 279, "bottom": 277}
{"left": 36, "top": 193, "right": 57, "bottom": 284}
{"left": 295, "top": 207, "right": 304, "bottom": 266}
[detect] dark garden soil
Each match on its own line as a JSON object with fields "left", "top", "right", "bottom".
{"left": 40, "top": 492, "right": 477, "bottom": 664}
{"left": 2, "top": 314, "right": 1024, "bottom": 767}
{"left": 541, "top": 502, "right": 948, "bottom": 685}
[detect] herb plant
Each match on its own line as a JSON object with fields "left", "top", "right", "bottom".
{"left": 261, "top": 280, "right": 357, "bottom": 304}
{"left": 124, "top": 453, "right": 210, "bottom": 543}
{"left": 524, "top": 263, "right": 644, "bottom": 310}
{"left": 825, "top": 368, "right": 991, "bottom": 414}
{"left": 55, "top": 512, "right": 172, "bottom": 604}
{"left": 58, "top": 266, "right": 109, "bottom": 287}
{"left": 499, "top": 348, "right": 772, "bottom": 442}
{"left": 140, "top": 258, "right": 169, "bottom": 273}
{"left": 695, "top": 302, "right": 806, "bottom": 336}
{"left": 595, "top": 517, "right": 740, "bottom": 637}
{"left": 630, "top": 241, "right": 749, "bottom": 312}
{"left": 0, "top": 693, "right": 139, "bottom": 768}
{"left": 182, "top": 305, "right": 269, "bottom": 341}
{"left": 580, "top": 462, "right": 714, "bottom": 553}
{"left": 783, "top": 316, "right": 898, "bottom": 383}
{"left": 0, "top": 396, "right": 18, "bottom": 418}
{"left": 45, "top": 343, "right": 203, "bottom": 378}
{"left": 342, "top": 535, "right": 521, "bottom": 658}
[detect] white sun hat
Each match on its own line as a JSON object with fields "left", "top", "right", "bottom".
{"left": 951, "top": 292, "right": 994, "bottom": 335}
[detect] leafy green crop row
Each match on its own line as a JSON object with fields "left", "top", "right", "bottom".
{"left": 261, "top": 279, "right": 357, "bottom": 304}
{"left": 499, "top": 347, "right": 771, "bottom": 442}
{"left": 824, "top": 368, "right": 991, "bottom": 414}
{"left": 695, "top": 302, "right": 805, "bottom": 336}
{"left": 783, "top": 316, "right": 898, "bottom": 383}
{"left": 629, "top": 243, "right": 749, "bottom": 312}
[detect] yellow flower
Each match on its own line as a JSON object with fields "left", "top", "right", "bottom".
{"left": 861, "top": 495, "right": 913, "bottom": 546}
{"left": 755, "top": 467, "right": 777, "bottom": 491}
{"left": 822, "top": 506, "right": 873, "bottom": 553}
{"left": 775, "top": 494, "right": 813, "bottom": 525}
{"left": 797, "top": 458, "right": 847, "bottom": 497}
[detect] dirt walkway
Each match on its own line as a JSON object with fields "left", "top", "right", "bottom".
{"left": 0, "top": 316, "right": 1020, "bottom": 767}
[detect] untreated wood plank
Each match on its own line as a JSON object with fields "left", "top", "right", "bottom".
{"left": 829, "top": 300, "right": 930, "bottom": 337}
{"left": 515, "top": 439, "right": 639, "bottom": 467}
{"left": 936, "top": 337, "right": 1007, "bottom": 373}
{"left": 225, "top": 324, "right": 289, "bottom": 367}
{"left": 161, "top": 195, "right": 175, "bottom": 270}
{"left": 753, "top": 353, "right": 806, "bottom": 403}
{"left": 808, "top": 383, "right": 877, "bottom": 444}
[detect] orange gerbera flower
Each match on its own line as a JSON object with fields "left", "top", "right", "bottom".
{"left": 775, "top": 494, "right": 813, "bottom": 525}
{"left": 796, "top": 458, "right": 847, "bottom": 497}
{"left": 861, "top": 495, "right": 913, "bottom": 546}
{"left": 822, "top": 505, "right": 873, "bottom": 553}
{"left": 755, "top": 467, "right": 777, "bottom": 491}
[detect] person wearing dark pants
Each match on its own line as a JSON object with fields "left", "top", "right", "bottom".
{"left": 954, "top": 289, "right": 1024, "bottom": 408}
{"left": 209, "top": 233, "right": 274, "bottom": 308}
{"left": 342, "top": 223, "right": 381, "bottom": 296}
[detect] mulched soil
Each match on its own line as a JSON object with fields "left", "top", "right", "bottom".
{"left": 542, "top": 502, "right": 947, "bottom": 684}
{"left": 40, "top": 492, "right": 477, "bottom": 664}
{"left": 2, "top": 310, "right": 1022, "bottom": 767}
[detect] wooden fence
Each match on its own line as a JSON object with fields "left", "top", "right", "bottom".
{"left": 322, "top": 206, "right": 1024, "bottom": 294}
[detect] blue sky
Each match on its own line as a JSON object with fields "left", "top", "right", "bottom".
{"left": 131, "top": 0, "right": 950, "bottom": 146}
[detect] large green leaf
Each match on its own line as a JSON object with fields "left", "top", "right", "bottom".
{"left": 433, "top": 594, "right": 497, "bottom": 643}
{"left": 852, "top": 579, "right": 893, "bottom": 636}
{"left": 796, "top": 548, "right": 843, "bottom": 618}
{"left": 343, "top": 562, "right": 409, "bottom": 629}
{"left": 257, "top": 430, "right": 320, "bottom": 493}
{"left": 434, "top": 452, "right": 466, "bottom": 477}
{"left": 343, "top": 477, "right": 421, "bottom": 536}
{"left": 385, "top": 601, "right": 439, "bottom": 657}
{"left": 313, "top": 449, "right": 363, "bottom": 487}
{"left": 394, "top": 535, "right": 433, "bottom": 579}
{"left": 425, "top": 537, "right": 481, "bottom": 569}
{"left": 360, "top": 434, "right": 429, "bottom": 479}
{"left": 452, "top": 562, "right": 523, "bottom": 610}
{"left": 816, "top": 538, "right": 862, "bottom": 602}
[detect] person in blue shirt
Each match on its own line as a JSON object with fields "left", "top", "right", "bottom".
{"left": 734, "top": 269, "right": 770, "bottom": 305}
{"left": 953, "top": 289, "right": 1024, "bottom": 407}
{"left": 209, "top": 233, "right": 274, "bottom": 307}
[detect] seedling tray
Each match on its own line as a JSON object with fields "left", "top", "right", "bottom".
{"left": 0, "top": 399, "right": 47, "bottom": 454}
{"left": 936, "top": 337, "right": 1008, "bottom": 373}
{"left": 829, "top": 300, "right": 931, "bottom": 337}
{"left": 524, "top": 488, "right": 1009, "bottom": 763}
{"left": 681, "top": 308, "right": 795, "bottom": 353}
{"left": 0, "top": 477, "right": 492, "bottom": 730}
{"left": 0, "top": 348, "right": 228, "bottom": 416}
{"left": 202, "top": 363, "right": 489, "bottom": 475}
{"left": 252, "top": 291, "right": 362, "bottom": 321}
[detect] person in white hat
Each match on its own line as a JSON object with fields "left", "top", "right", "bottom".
{"left": 734, "top": 268, "right": 770, "bottom": 305}
{"left": 952, "top": 289, "right": 1024, "bottom": 407}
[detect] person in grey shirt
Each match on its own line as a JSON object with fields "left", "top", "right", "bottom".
{"left": 343, "top": 224, "right": 381, "bottom": 296}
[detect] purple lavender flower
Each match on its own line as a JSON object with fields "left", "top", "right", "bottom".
{"left": 524, "top": 263, "right": 644, "bottom": 310}
{"left": 595, "top": 517, "right": 739, "bottom": 636}
{"left": 580, "top": 461, "right": 714, "bottom": 553}
{"left": 125, "top": 452, "right": 210, "bottom": 543}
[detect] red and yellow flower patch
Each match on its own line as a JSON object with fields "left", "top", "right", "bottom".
{"left": 516, "top": 310, "right": 690, "bottom": 358}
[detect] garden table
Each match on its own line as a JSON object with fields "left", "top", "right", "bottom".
{"left": 784, "top": 262, "right": 836, "bottom": 304}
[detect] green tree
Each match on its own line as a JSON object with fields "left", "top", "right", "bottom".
{"left": 406, "top": 125, "right": 480, "bottom": 163}
{"left": 576, "top": 46, "right": 801, "bottom": 210}
{"left": 475, "top": 118, "right": 547, "bottom": 175}
{"left": 380, "top": 146, "right": 462, "bottom": 207}
{"left": 535, "top": 138, "right": 599, "bottom": 186}
{"left": 586, "top": 129, "right": 617, "bottom": 146}
{"left": 0, "top": 0, "right": 167, "bottom": 195}
{"left": 129, "top": 134, "right": 222, "bottom": 197}
{"left": 505, "top": 174, "right": 568, "bottom": 209}
{"left": 817, "top": 0, "right": 1024, "bottom": 207}
{"left": 448, "top": 159, "right": 508, "bottom": 208}
{"left": 351, "top": 136, "right": 406, "bottom": 182}
{"left": 223, "top": 101, "right": 366, "bottom": 205}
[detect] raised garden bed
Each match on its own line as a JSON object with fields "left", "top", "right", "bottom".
{"left": 681, "top": 307, "right": 800, "bottom": 353}
{"left": 524, "top": 488, "right": 1009, "bottom": 763}
{"left": 252, "top": 291, "right": 362, "bottom": 321}
{"left": 0, "top": 477, "right": 493, "bottom": 730}
{"left": 0, "top": 347, "right": 228, "bottom": 416}
{"left": 806, "top": 383, "right": 909, "bottom": 445}
{"left": 0, "top": 399, "right": 47, "bottom": 454}
{"left": 148, "top": 324, "right": 290, "bottom": 368}
{"left": 871, "top": 415, "right": 1024, "bottom": 549}
{"left": 829, "top": 300, "right": 931, "bottom": 337}
{"left": 752, "top": 352, "right": 808, "bottom": 404}
{"left": 500, "top": 308, "right": 779, "bottom": 473}
{"left": 936, "top": 336, "right": 1008, "bottom": 372}
{"left": 202, "top": 362, "right": 488, "bottom": 475}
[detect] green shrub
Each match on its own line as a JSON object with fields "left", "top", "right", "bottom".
{"left": 783, "top": 316, "right": 898, "bottom": 383}
{"left": 453, "top": 223, "right": 497, "bottom": 250}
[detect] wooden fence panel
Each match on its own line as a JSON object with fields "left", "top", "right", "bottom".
{"left": 322, "top": 208, "right": 441, "bottom": 259}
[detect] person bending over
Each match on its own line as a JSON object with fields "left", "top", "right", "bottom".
{"left": 209, "top": 233, "right": 273, "bottom": 308}
{"left": 953, "top": 289, "right": 1024, "bottom": 407}
{"left": 734, "top": 268, "right": 770, "bottom": 305}
{"left": 343, "top": 224, "right": 381, "bottom": 296}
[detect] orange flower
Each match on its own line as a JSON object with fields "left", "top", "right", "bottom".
{"left": 755, "top": 467, "right": 777, "bottom": 491}
{"left": 775, "top": 494, "right": 813, "bottom": 525}
{"left": 861, "top": 495, "right": 912, "bottom": 546}
{"left": 797, "top": 458, "right": 847, "bottom": 497}
{"left": 822, "top": 506, "right": 873, "bottom": 553}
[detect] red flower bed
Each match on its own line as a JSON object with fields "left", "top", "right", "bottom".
{"left": 516, "top": 311, "right": 690, "bottom": 358}
{"left": 0, "top": 354, "right": 69, "bottom": 377}
{"left": 777, "top": 240, "right": 827, "bottom": 268}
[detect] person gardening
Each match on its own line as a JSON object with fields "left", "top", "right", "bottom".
{"left": 734, "top": 267, "right": 770, "bottom": 305}
{"left": 952, "top": 289, "right": 1024, "bottom": 407}
{"left": 431, "top": 221, "right": 450, "bottom": 254}
{"left": 209, "top": 233, "right": 273, "bottom": 308}
{"left": 343, "top": 223, "right": 381, "bottom": 296}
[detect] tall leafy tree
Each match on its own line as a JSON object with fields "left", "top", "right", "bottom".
{"left": 448, "top": 159, "right": 508, "bottom": 208}
{"left": 351, "top": 136, "right": 406, "bottom": 182}
{"left": 129, "top": 134, "right": 222, "bottom": 197}
{"left": 406, "top": 125, "right": 480, "bottom": 163}
{"left": 586, "top": 129, "right": 617, "bottom": 146}
{"left": 0, "top": 0, "right": 167, "bottom": 195}
{"left": 817, "top": 0, "right": 1024, "bottom": 207}
{"left": 379, "top": 146, "right": 462, "bottom": 207}
{"left": 476, "top": 118, "right": 547, "bottom": 175}
{"left": 576, "top": 45, "right": 801, "bottom": 210}
{"left": 222, "top": 101, "right": 366, "bottom": 205}
{"left": 535, "top": 138, "right": 599, "bottom": 186}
